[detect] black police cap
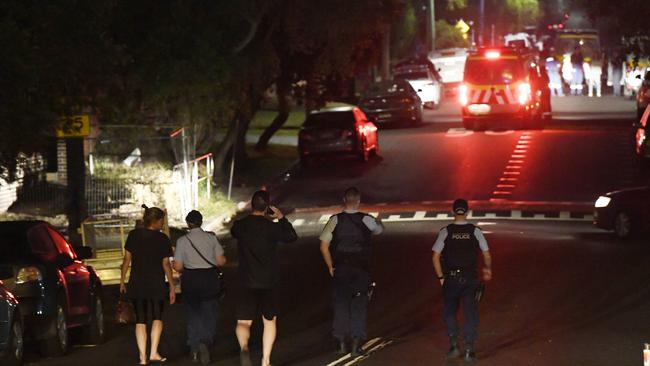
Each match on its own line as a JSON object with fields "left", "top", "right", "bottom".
{"left": 453, "top": 199, "right": 469, "bottom": 215}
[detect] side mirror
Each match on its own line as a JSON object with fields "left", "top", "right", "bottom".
{"left": 74, "top": 246, "right": 93, "bottom": 260}
{"left": 636, "top": 74, "right": 642, "bottom": 79}
{"left": 417, "top": 89, "right": 423, "bottom": 93}
{"left": 437, "top": 68, "right": 442, "bottom": 72}
{"left": 0, "top": 265, "right": 14, "bottom": 280}
{"left": 55, "top": 254, "right": 74, "bottom": 268}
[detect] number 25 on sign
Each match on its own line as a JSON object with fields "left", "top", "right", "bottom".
{"left": 56, "top": 115, "right": 90, "bottom": 138}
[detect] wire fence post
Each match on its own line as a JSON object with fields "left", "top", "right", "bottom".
{"left": 227, "top": 120, "right": 238, "bottom": 200}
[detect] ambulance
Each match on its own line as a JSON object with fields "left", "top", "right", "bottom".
{"left": 459, "top": 48, "right": 544, "bottom": 130}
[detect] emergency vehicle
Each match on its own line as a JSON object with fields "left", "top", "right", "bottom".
{"left": 459, "top": 48, "right": 544, "bottom": 130}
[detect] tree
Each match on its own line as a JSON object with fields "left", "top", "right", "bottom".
{"left": 570, "top": 0, "right": 650, "bottom": 40}
{"left": 505, "top": 0, "right": 540, "bottom": 31}
{"left": 435, "top": 20, "right": 469, "bottom": 49}
{"left": 255, "top": 0, "right": 402, "bottom": 150}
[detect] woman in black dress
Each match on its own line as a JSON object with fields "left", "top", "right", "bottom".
{"left": 120, "top": 206, "right": 175, "bottom": 365}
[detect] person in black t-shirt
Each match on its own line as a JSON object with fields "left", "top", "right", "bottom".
{"left": 120, "top": 206, "right": 175, "bottom": 365}
{"left": 230, "top": 190, "right": 297, "bottom": 366}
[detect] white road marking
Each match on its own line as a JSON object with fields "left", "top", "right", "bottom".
{"left": 413, "top": 211, "right": 427, "bottom": 220}
{"left": 326, "top": 338, "right": 383, "bottom": 366}
{"left": 342, "top": 340, "right": 394, "bottom": 366}
{"left": 485, "top": 130, "right": 514, "bottom": 135}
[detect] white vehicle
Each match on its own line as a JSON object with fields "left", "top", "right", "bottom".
{"left": 393, "top": 59, "right": 443, "bottom": 109}
{"left": 429, "top": 48, "right": 468, "bottom": 85}
{"left": 504, "top": 32, "right": 535, "bottom": 49}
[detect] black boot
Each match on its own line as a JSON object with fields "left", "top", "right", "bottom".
{"left": 351, "top": 338, "right": 365, "bottom": 357}
{"left": 446, "top": 338, "right": 461, "bottom": 360}
{"left": 335, "top": 339, "right": 348, "bottom": 355}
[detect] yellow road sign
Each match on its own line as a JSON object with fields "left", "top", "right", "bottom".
{"left": 56, "top": 115, "right": 90, "bottom": 138}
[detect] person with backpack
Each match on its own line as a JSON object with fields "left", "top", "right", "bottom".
{"left": 319, "top": 187, "right": 384, "bottom": 357}
{"left": 173, "top": 210, "right": 226, "bottom": 365}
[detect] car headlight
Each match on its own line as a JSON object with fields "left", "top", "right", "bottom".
{"left": 594, "top": 196, "right": 611, "bottom": 208}
{"left": 16, "top": 266, "right": 43, "bottom": 284}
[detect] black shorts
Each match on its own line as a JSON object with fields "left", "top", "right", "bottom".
{"left": 131, "top": 298, "right": 165, "bottom": 324}
{"left": 237, "top": 287, "right": 278, "bottom": 321}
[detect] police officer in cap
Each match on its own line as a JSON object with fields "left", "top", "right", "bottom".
{"left": 432, "top": 199, "right": 492, "bottom": 363}
{"left": 319, "top": 187, "right": 384, "bottom": 356}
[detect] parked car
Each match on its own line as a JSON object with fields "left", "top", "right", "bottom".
{"left": 359, "top": 80, "right": 423, "bottom": 127}
{"left": 0, "top": 221, "right": 103, "bottom": 357}
{"left": 393, "top": 57, "right": 443, "bottom": 109}
{"left": 298, "top": 106, "right": 379, "bottom": 163}
{"left": 594, "top": 186, "right": 650, "bottom": 238}
{"left": 636, "top": 70, "right": 650, "bottom": 120}
{"left": 0, "top": 277, "right": 22, "bottom": 366}
{"left": 635, "top": 104, "right": 650, "bottom": 166}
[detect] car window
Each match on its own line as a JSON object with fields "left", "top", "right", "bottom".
{"left": 47, "top": 227, "right": 75, "bottom": 259}
{"left": 0, "top": 225, "right": 32, "bottom": 262}
{"left": 395, "top": 71, "right": 429, "bottom": 80}
{"left": 27, "top": 225, "right": 58, "bottom": 263}
{"left": 304, "top": 111, "right": 355, "bottom": 129}
{"left": 465, "top": 59, "right": 524, "bottom": 85}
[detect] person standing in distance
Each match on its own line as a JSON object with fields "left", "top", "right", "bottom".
{"left": 173, "top": 210, "right": 226, "bottom": 365}
{"left": 319, "top": 187, "right": 384, "bottom": 357}
{"left": 432, "top": 199, "right": 492, "bottom": 363}
{"left": 231, "top": 191, "right": 298, "bottom": 366}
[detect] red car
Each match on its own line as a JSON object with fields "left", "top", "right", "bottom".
{"left": 299, "top": 106, "right": 379, "bottom": 163}
{"left": 0, "top": 221, "right": 103, "bottom": 357}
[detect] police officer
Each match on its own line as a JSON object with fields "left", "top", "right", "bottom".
{"left": 319, "top": 187, "right": 384, "bottom": 356}
{"left": 173, "top": 210, "right": 226, "bottom": 365}
{"left": 432, "top": 199, "right": 492, "bottom": 363}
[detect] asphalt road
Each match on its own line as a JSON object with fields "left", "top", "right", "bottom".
{"left": 22, "top": 95, "right": 650, "bottom": 366}
{"left": 24, "top": 220, "right": 650, "bottom": 366}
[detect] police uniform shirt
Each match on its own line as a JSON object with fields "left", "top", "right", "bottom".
{"left": 319, "top": 210, "right": 384, "bottom": 244}
{"left": 431, "top": 221, "right": 489, "bottom": 253}
{"left": 175, "top": 228, "right": 224, "bottom": 269}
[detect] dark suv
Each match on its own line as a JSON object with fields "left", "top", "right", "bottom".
{"left": 0, "top": 221, "right": 104, "bottom": 357}
{"left": 0, "top": 278, "right": 22, "bottom": 366}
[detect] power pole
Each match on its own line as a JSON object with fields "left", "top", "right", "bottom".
{"left": 427, "top": 0, "right": 436, "bottom": 53}
{"left": 479, "top": 0, "right": 485, "bottom": 46}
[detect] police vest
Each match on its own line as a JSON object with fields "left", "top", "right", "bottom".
{"left": 331, "top": 212, "right": 372, "bottom": 268}
{"left": 441, "top": 223, "right": 480, "bottom": 275}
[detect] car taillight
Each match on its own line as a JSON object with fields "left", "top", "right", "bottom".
{"left": 16, "top": 267, "right": 42, "bottom": 284}
{"left": 518, "top": 83, "right": 531, "bottom": 105}
{"left": 300, "top": 131, "right": 314, "bottom": 141}
{"left": 459, "top": 84, "right": 469, "bottom": 106}
{"left": 401, "top": 97, "right": 413, "bottom": 104}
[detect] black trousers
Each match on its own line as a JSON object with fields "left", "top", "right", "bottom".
{"left": 443, "top": 276, "right": 480, "bottom": 345}
{"left": 332, "top": 264, "right": 371, "bottom": 341}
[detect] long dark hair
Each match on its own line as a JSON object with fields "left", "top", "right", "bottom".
{"left": 141, "top": 204, "right": 165, "bottom": 228}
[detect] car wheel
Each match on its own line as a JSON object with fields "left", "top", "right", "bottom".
{"left": 614, "top": 211, "right": 634, "bottom": 239}
{"left": 1, "top": 310, "right": 24, "bottom": 366}
{"left": 40, "top": 299, "right": 69, "bottom": 357}
{"left": 462, "top": 119, "right": 474, "bottom": 131}
{"left": 82, "top": 294, "right": 105, "bottom": 344}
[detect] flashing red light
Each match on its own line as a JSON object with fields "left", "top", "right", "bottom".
{"left": 547, "top": 25, "right": 552, "bottom": 30}
{"left": 485, "top": 50, "right": 501, "bottom": 59}
{"left": 459, "top": 84, "right": 469, "bottom": 106}
{"left": 558, "top": 24, "right": 564, "bottom": 29}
